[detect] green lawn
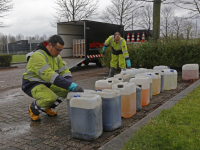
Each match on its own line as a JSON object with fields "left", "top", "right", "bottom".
{"left": 122, "top": 86, "right": 200, "bottom": 150}
{"left": 12, "top": 55, "right": 26, "bottom": 63}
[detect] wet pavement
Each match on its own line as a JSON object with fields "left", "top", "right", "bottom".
{"left": 0, "top": 64, "right": 194, "bottom": 150}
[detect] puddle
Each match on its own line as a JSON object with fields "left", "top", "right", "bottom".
{"left": 0, "top": 90, "right": 25, "bottom": 103}
{"left": 1, "top": 122, "right": 31, "bottom": 137}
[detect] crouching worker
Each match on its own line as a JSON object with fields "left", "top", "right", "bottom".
{"left": 22, "top": 35, "right": 84, "bottom": 121}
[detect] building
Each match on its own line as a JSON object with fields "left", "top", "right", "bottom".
{"left": 2, "top": 40, "right": 43, "bottom": 54}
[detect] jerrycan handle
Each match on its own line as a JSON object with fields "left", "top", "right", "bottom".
{"left": 118, "top": 85, "right": 123, "bottom": 88}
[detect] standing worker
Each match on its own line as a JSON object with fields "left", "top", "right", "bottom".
{"left": 102, "top": 32, "right": 131, "bottom": 77}
{"left": 22, "top": 35, "right": 84, "bottom": 121}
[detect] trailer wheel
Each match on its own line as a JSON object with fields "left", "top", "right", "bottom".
{"left": 77, "top": 62, "right": 82, "bottom": 66}
{"left": 96, "top": 61, "right": 102, "bottom": 67}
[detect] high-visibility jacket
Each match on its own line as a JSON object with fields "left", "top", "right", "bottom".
{"left": 22, "top": 48, "right": 72, "bottom": 95}
{"left": 104, "top": 35, "right": 130, "bottom": 60}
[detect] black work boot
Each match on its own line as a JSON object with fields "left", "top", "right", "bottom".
{"left": 108, "top": 67, "right": 116, "bottom": 77}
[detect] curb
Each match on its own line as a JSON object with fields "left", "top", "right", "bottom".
{"left": 99, "top": 79, "right": 200, "bottom": 150}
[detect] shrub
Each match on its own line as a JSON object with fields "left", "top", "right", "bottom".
{"left": 0, "top": 54, "right": 12, "bottom": 67}
{"left": 100, "top": 39, "right": 200, "bottom": 70}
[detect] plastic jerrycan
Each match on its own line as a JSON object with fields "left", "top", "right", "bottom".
{"left": 95, "top": 80, "right": 113, "bottom": 90}
{"left": 114, "top": 73, "right": 131, "bottom": 82}
{"left": 70, "top": 94, "right": 103, "bottom": 141}
{"left": 112, "top": 82, "right": 136, "bottom": 118}
{"left": 136, "top": 85, "right": 142, "bottom": 111}
{"left": 153, "top": 65, "right": 170, "bottom": 70}
{"left": 150, "top": 70, "right": 164, "bottom": 93}
{"left": 148, "top": 72, "right": 159, "bottom": 95}
{"left": 182, "top": 64, "right": 199, "bottom": 80}
{"left": 170, "top": 69, "right": 177, "bottom": 89}
{"left": 106, "top": 77, "right": 124, "bottom": 84}
{"left": 135, "top": 73, "right": 152, "bottom": 99}
{"left": 97, "top": 89, "right": 121, "bottom": 131}
{"left": 162, "top": 69, "right": 171, "bottom": 90}
{"left": 121, "top": 68, "right": 140, "bottom": 78}
{"left": 139, "top": 68, "right": 148, "bottom": 73}
{"left": 67, "top": 90, "right": 97, "bottom": 121}
{"left": 130, "top": 76, "right": 150, "bottom": 106}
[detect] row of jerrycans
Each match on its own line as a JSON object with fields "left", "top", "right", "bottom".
{"left": 67, "top": 89, "right": 123, "bottom": 141}
{"left": 95, "top": 79, "right": 142, "bottom": 118}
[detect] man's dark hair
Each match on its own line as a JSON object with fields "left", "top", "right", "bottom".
{"left": 114, "top": 32, "right": 121, "bottom": 37}
{"left": 48, "top": 35, "right": 64, "bottom": 47}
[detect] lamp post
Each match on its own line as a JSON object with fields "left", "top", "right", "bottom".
{"left": 6, "top": 35, "right": 9, "bottom": 54}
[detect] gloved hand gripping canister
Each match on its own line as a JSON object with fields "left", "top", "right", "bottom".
{"left": 69, "top": 82, "right": 84, "bottom": 92}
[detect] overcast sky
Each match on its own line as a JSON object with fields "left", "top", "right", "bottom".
{"left": 0, "top": 0, "right": 191, "bottom": 37}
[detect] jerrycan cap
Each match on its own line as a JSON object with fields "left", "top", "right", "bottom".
{"left": 155, "top": 73, "right": 159, "bottom": 75}
{"left": 96, "top": 89, "right": 102, "bottom": 92}
{"left": 161, "top": 70, "right": 164, "bottom": 72}
{"left": 118, "top": 78, "right": 122, "bottom": 80}
{"left": 118, "top": 84, "right": 123, "bottom": 88}
{"left": 138, "top": 85, "right": 142, "bottom": 88}
{"left": 147, "top": 74, "right": 152, "bottom": 76}
{"left": 108, "top": 80, "right": 112, "bottom": 83}
{"left": 122, "top": 69, "right": 126, "bottom": 71}
{"left": 74, "top": 95, "right": 81, "bottom": 97}
{"left": 168, "top": 66, "right": 170, "bottom": 68}
{"left": 170, "top": 70, "right": 174, "bottom": 72}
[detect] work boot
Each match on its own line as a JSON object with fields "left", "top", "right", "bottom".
{"left": 45, "top": 108, "right": 57, "bottom": 116}
{"left": 108, "top": 67, "right": 116, "bottom": 77}
{"left": 29, "top": 104, "right": 41, "bottom": 121}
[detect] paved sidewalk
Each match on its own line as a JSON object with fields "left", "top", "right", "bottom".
{"left": 0, "top": 65, "right": 199, "bottom": 150}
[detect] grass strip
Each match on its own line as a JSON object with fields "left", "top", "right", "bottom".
{"left": 12, "top": 55, "right": 26, "bottom": 63}
{"left": 122, "top": 86, "right": 200, "bottom": 150}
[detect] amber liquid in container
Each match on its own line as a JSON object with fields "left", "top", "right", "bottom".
{"left": 142, "top": 88, "right": 150, "bottom": 106}
{"left": 121, "top": 92, "right": 136, "bottom": 118}
{"left": 182, "top": 70, "right": 199, "bottom": 80}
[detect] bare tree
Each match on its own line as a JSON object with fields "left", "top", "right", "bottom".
{"left": 183, "top": 19, "right": 195, "bottom": 40}
{"left": 52, "top": 0, "right": 98, "bottom": 26}
{"left": 0, "top": 0, "right": 13, "bottom": 27}
{"left": 39, "top": 34, "right": 47, "bottom": 41}
{"left": 139, "top": 4, "right": 153, "bottom": 31}
{"left": 100, "top": 0, "right": 144, "bottom": 30}
{"left": 165, "top": 0, "right": 200, "bottom": 18}
{"left": 172, "top": 16, "right": 184, "bottom": 39}
{"left": 8, "top": 34, "right": 15, "bottom": 43}
{"left": 34, "top": 34, "right": 40, "bottom": 40}
{"left": 160, "top": 6, "right": 174, "bottom": 40}
{"left": 15, "top": 34, "right": 24, "bottom": 41}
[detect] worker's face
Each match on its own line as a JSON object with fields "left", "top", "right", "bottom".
{"left": 48, "top": 42, "right": 64, "bottom": 57}
{"left": 114, "top": 35, "right": 121, "bottom": 43}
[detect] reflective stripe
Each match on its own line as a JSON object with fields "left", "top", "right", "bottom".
{"left": 57, "top": 95, "right": 65, "bottom": 102}
{"left": 38, "top": 64, "right": 50, "bottom": 76}
{"left": 35, "top": 101, "right": 45, "bottom": 112}
{"left": 110, "top": 36, "right": 114, "bottom": 46}
{"left": 50, "top": 72, "right": 59, "bottom": 83}
{"left": 118, "top": 39, "right": 124, "bottom": 50}
{"left": 25, "top": 76, "right": 48, "bottom": 83}
{"left": 123, "top": 50, "right": 128, "bottom": 53}
{"left": 36, "top": 50, "right": 48, "bottom": 63}
{"left": 25, "top": 68, "right": 34, "bottom": 75}
{"left": 125, "top": 55, "right": 129, "bottom": 59}
{"left": 58, "top": 65, "right": 68, "bottom": 73}
{"left": 57, "top": 57, "right": 59, "bottom": 66}
{"left": 62, "top": 73, "right": 72, "bottom": 77}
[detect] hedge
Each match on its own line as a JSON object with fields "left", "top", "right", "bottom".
{"left": 0, "top": 54, "right": 12, "bottom": 67}
{"left": 100, "top": 39, "right": 200, "bottom": 71}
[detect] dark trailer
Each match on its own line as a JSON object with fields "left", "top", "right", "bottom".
{"left": 57, "top": 20, "right": 124, "bottom": 68}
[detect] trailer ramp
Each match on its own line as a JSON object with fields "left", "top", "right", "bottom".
{"left": 62, "top": 58, "right": 85, "bottom": 69}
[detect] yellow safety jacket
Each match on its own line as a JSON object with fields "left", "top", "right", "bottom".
{"left": 104, "top": 35, "right": 130, "bottom": 60}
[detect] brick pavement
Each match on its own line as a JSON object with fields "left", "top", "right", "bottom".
{"left": 0, "top": 64, "right": 192, "bottom": 150}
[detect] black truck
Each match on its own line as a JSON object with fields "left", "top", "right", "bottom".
{"left": 57, "top": 20, "right": 124, "bottom": 68}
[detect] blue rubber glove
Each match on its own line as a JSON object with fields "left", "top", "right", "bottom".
{"left": 103, "top": 46, "right": 107, "bottom": 55}
{"left": 126, "top": 59, "right": 131, "bottom": 69}
{"left": 69, "top": 82, "right": 77, "bottom": 91}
